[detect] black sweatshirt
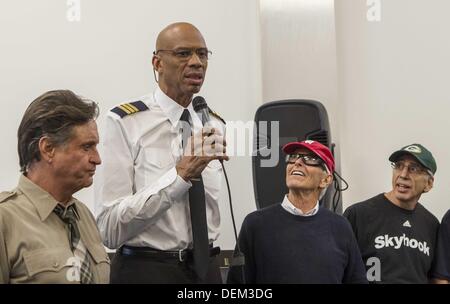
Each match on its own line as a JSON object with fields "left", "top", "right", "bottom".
{"left": 432, "top": 209, "right": 450, "bottom": 281}
{"left": 344, "top": 193, "right": 439, "bottom": 284}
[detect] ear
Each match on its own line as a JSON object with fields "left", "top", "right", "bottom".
{"left": 152, "top": 54, "right": 162, "bottom": 72}
{"left": 319, "top": 173, "right": 333, "bottom": 189}
{"left": 38, "top": 136, "right": 55, "bottom": 163}
{"left": 423, "top": 176, "right": 434, "bottom": 193}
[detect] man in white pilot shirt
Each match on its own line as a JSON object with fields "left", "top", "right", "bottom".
{"left": 95, "top": 22, "right": 228, "bottom": 284}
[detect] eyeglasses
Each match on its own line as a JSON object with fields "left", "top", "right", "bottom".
{"left": 391, "top": 161, "right": 429, "bottom": 175}
{"left": 153, "top": 48, "right": 212, "bottom": 61}
{"left": 286, "top": 154, "right": 324, "bottom": 167}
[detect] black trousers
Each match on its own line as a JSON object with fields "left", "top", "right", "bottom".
{"left": 110, "top": 251, "right": 222, "bottom": 284}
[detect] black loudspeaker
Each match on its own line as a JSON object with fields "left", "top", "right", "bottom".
{"left": 252, "top": 99, "right": 342, "bottom": 213}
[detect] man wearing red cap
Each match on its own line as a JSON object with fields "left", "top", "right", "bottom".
{"left": 227, "top": 140, "right": 367, "bottom": 284}
{"left": 344, "top": 143, "right": 439, "bottom": 284}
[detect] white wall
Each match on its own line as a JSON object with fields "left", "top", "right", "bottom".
{"left": 0, "top": 0, "right": 262, "bottom": 250}
{"left": 335, "top": 0, "right": 450, "bottom": 220}
{"left": 260, "top": 0, "right": 339, "bottom": 136}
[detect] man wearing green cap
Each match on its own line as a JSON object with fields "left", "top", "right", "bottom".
{"left": 344, "top": 144, "right": 439, "bottom": 284}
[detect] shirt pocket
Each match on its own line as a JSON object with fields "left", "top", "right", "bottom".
{"left": 85, "top": 243, "right": 111, "bottom": 284}
{"left": 143, "top": 148, "right": 176, "bottom": 170}
{"left": 23, "top": 247, "right": 75, "bottom": 283}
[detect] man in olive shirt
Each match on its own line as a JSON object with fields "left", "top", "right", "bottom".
{"left": 0, "top": 90, "right": 110, "bottom": 284}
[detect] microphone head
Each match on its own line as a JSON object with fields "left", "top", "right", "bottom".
{"left": 192, "top": 96, "right": 208, "bottom": 112}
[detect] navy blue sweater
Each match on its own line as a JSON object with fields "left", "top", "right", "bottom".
{"left": 227, "top": 204, "right": 367, "bottom": 284}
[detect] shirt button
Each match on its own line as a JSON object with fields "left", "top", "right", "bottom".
{"left": 53, "top": 262, "right": 59, "bottom": 268}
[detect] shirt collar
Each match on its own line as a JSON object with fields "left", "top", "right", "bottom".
{"left": 18, "top": 174, "right": 79, "bottom": 221}
{"left": 154, "top": 87, "right": 202, "bottom": 131}
{"left": 281, "top": 195, "right": 319, "bottom": 217}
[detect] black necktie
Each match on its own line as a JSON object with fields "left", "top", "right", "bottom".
{"left": 179, "top": 109, "right": 210, "bottom": 280}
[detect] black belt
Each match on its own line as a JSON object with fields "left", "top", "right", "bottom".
{"left": 119, "top": 245, "right": 220, "bottom": 262}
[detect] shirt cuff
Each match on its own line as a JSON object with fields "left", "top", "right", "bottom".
{"left": 168, "top": 174, "right": 191, "bottom": 201}
{"left": 141, "top": 167, "right": 188, "bottom": 201}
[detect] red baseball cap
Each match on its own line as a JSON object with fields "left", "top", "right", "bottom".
{"left": 282, "top": 140, "right": 335, "bottom": 173}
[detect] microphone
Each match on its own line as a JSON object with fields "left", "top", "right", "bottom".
{"left": 192, "top": 96, "right": 210, "bottom": 126}
{"left": 192, "top": 95, "right": 221, "bottom": 157}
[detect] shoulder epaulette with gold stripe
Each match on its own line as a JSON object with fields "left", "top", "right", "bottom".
{"left": 208, "top": 107, "right": 226, "bottom": 124}
{"left": 111, "top": 100, "right": 149, "bottom": 118}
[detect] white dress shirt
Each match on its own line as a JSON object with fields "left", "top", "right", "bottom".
{"left": 281, "top": 195, "right": 319, "bottom": 217}
{"left": 95, "top": 87, "right": 224, "bottom": 250}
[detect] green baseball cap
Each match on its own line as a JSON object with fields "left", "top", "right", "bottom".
{"left": 389, "top": 143, "right": 437, "bottom": 175}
